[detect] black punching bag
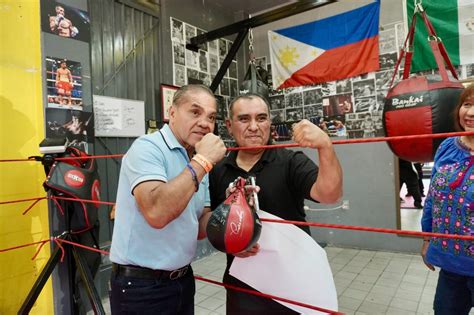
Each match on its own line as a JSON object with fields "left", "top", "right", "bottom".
{"left": 240, "top": 62, "right": 269, "bottom": 100}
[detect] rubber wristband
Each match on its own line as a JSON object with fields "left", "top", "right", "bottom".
{"left": 192, "top": 154, "right": 213, "bottom": 173}
{"left": 186, "top": 164, "right": 199, "bottom": 192}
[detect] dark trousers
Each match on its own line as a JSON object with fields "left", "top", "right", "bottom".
{"left": 110, "top": 267, "right": 195, "bottom": 315}
{"left": 434, "top": 269, "right": 474, "bottom": 315}
{"left": 224, "top": 273, "right": 297, "bottom": 315}
{"left": 399, "top": 164, "right": 422, "bottom": 203}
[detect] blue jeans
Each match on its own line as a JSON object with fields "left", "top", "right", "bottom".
{"left": 110, "top": 267, "right": 195, "bottom": 314}
{"left": 434, "top": 269, "right": 474, "bottom": 315}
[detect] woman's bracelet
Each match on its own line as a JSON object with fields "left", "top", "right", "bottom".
{"left": 192, "top": 154, "right": 213, "bottom": 173}
{"left": 186, "top": 164, "right": 199, "bottom": 192}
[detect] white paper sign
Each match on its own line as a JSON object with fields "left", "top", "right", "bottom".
{"left": 229, "top": 210, "right": 338, "bottom": 314}
{"left": 93, "top": 95, "right": 145, "bottom": 137}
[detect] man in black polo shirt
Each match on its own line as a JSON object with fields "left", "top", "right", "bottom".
{"left": 209, "top": 93, "right": 343, "bottom": 314}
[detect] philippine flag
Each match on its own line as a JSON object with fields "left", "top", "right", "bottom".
{"left": 269, "top": 0, "right": 380, "bottom": 89}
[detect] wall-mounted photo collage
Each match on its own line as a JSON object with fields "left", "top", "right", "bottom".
{"left": 170, "top": 17, "right": 239, "bottom": 144}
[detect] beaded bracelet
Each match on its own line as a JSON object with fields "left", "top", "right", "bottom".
{"left": 186, "top": 164, "right": 199, "bottom": 192}
{"left": 192, "top": 154, "right": 213, "bottom": 173}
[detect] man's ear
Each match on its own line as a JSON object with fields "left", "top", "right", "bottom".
{"left": 225, "top": 118, "right": 232, "bottom": 136}
{"left": 168, "top": 105, "right": 176, "bottom": 120}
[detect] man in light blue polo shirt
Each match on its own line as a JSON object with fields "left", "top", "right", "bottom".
{"left": 110, "top": 84, "right": 227, "bottom": 314}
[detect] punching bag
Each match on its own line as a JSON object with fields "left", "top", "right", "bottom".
{"left": 383, "top": 7, "right": 464, "bottom": 162}
{"left": 207, "top": 177, "right": 262, "bottom": 254}
{"left": 240, "top": 61, "right": 269, "bottom": 100}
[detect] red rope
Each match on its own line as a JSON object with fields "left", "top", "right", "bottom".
{"left": 2, "top": 131, "right": 474, "bottom": 162}
{"left": 228, "top": 130, "right": 474, "bottom": 151}
{"left": 0, "top": 196, "right": 46, "bottom": 205}
{"left": 0, "top": 239, "right": 50, "bottom": 253}
{"left": 4, "top": 194, "right": 474, "bottom": 241}
{"left": 194, "top": 275, "right": 342, "bottom": 314}
{"left": 51, "top": 196, "right": 116, "bottom": 206}
{"left": 260, "top": 218, "right": 474, "bottom": 241}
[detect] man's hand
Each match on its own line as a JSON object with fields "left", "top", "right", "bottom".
{"left": 195, "top": 133, "right": 226, "bottom": 165}
{"left": 421, "top": 241, "right": 435, "bottom": 271}
{"left": 234, "top": 243, "right": 260, "bottom": 258}
{"left": 292, "top": 119, "right": 331, "bottom": 149}
{"left": 225, "top": 177, "right": 260, "bottom": 208}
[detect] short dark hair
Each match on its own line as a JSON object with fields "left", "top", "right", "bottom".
{"left": 172, "top": 84, "right": 215, "bottom": 107}
{"left": 228, "top": 93, "right": 270, "bottom": 119}
{"left": 453, "top": 84, "right": 474, "bottom": 131}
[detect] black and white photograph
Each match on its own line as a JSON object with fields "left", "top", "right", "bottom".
{"left": 269, "top": 95, "right": 285, "bottom": 110}
{"left": 336, "top": 79, "right": 352, "bottom": 94}
{"left": 320, "top": 82, "right": 336, "bottom": 96}
{"left": 255, "top": 57, "right": 267, "bottom": 70}
{"left": 41, "top": 0, "right": 90, "bottom": 42}
{"left": 229, "top": 79, "right": 238, "bottom": 97}
{"left": 220, "top": 78, "right": 230, "bottom": 96}
{"left": 170, "top": 18, "right": 184, "bottom": 43}
{"left": 355, "top": 96, "right": 377, "bottom": 113}
{"left": 196, "top": 29, "right": 208, "bottom": 52}
{"left": 185, "top": 23, "right": 196, "bottom": 45}
{"left": 174, "top": 64, "right": 186, "bottom": 86}
{"left": 375, "top": 70, "right": 393, "bottom": 90}
{"left": 172, "top": 41, "right": 185, "bottom": 65}
{"left": 185, "top": 49, "right": 199, "bottom": 69}
{"left": 372, "top": 111, "right": 385, "bottom": 136}
{"left": 285, "top": 92, "right": 303, "bottom": 108}
{"left": 219, "top": 39, "right": 227, "bottom": 57}
{"left": 199, "top": 50, "right": 208, "bottom": 72}
{"left": 466, "top": 63, "right": 474, "bottom": 77}
{"left": 353, "top": 79, "right": 375, "bottom": 98}
{"left": 186, "top": 68, "right": 201, "bottom": 84}
{"left": 270, "top": 109, "right": 285, "bottom": 123}
{"left": 379, "top": 28, "right": 397, "bottom": 54}
{"left": 46, "top": 108, "right": 94, "bottom": 144}
{"left": 208, "top": 40, "right": 218, "bottom": 55}
{"left": 303, "top": 88, "right": 323, "bottom": 105}
{"left": 286, "top": 107, "right": 303, "bottom": 122}
{"left": 209, "top": 54, "right": 219, "bottom": 75}
{"left": 376, "top": 90, "right": 387, "bottom": 112}
{"left": 304, "top": 104, "right": 323, "bottom": 118}
{"left": 199, "top": 72, "right": 211, "bottom": 86}
{"left": 352, "top": 72, "right": 375, "bottom": 81}
{"left": 229, "top": 61, "right": 238, "bottom": 78}
{"left": 215, "top": 96, "right": 228, "bottom": 120}
{"left": 395, "top": 22, "right": 406, "bottom": 50}
{"left": 379, "top": 52, "right": 397, "bottom": 71}
{"left": 46, "top": 57, "right": 83, "bottom": 109}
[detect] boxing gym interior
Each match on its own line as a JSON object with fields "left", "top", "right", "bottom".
{"left": 1, "top": 0, "right": 473, "bottom": 314}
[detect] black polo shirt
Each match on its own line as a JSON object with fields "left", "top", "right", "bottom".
{"left": 210, "top": 148, "right": 319, "bottom": 236}
{"left": 209, "top": 148, "right": 319, "bottom": 314}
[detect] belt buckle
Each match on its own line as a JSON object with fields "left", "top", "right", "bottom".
{"left": 169, "top": 265, "right": 188, "bottom": 280}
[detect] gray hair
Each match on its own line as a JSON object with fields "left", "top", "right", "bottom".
{"left": 172, "top": 84, "right": 215, "bottom": 107}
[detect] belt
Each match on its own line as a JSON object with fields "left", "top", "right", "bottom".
{"left": 112, "top": 263, "right": 190, "bottom": 280}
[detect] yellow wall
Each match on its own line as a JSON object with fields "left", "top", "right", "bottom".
{"left": 0, "top": 1, "right": 53, "bottom": 314}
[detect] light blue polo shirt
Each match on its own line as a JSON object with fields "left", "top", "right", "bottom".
{"left": 110, "top": 124, "right": 210, "bottom": 270}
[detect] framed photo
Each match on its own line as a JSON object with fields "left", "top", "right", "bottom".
{"left": 161, "top": 84, "right": 179, "bottom": 122}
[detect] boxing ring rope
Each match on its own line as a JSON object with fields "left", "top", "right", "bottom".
{"left": 2, "top": 130, "right": 474, "bottom": 313}
{"left": 1, "top": 130, "right": 474, "bottom": 163}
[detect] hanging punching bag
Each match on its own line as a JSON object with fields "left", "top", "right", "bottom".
{"left": 240, "top": 61, "right": 269, "bottom": 100}
{"left": 383, "top": 6, "right": 464, "bottom": 162}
